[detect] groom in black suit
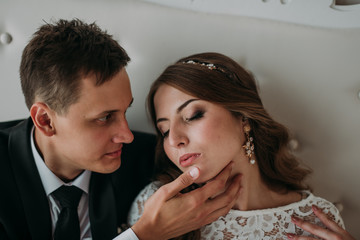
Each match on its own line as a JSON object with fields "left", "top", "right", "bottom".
{"left": 0, "top": 19, "right": 241, "bottom": 240}
{"left": 0, "top": 118, "right": 155, "bottom": 239}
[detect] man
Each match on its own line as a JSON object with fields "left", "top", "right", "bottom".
{"left": 0, "top": 19, "right": 241, "bottom": 240}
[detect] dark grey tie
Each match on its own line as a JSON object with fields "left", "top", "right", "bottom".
{"left": 52, "top": 185, "right": 83, "bottom": 240}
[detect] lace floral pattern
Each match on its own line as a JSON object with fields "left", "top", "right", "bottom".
{"left": 128, "top": 182, "right": 344, "bottom": 240}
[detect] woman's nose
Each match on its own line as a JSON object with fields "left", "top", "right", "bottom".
{"left": 168, "top": 126, "right": 188, "bottom": 148}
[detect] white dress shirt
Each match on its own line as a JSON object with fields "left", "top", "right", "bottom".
{"left": 31, "top": 127, "right": 138, "bottom": 240}
{"left": 112, "top": 229, "right": 139, "bottom": 240}
{"left": 31, "top": 127, "right": 92, "bottom": 239}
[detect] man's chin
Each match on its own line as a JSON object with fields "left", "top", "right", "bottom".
{"left": 97, "top": 157, "right": 122, "bottom": 173}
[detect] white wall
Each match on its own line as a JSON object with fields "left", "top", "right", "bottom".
{"left": 1, "top": 0, "right": 360, "bottom": 237}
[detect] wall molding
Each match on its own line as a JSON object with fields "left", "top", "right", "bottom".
{"left": 141, "top": 0, "right": 360, "bottom": 28}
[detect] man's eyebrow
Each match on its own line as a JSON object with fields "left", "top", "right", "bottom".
{"left": 156, "top": 98, "right": 199, "bottom": 124}
{"left": 94, "top": 98, "right": 134, "bottom": 117}
{"left": 94, "top": 109, "right": 118, "bottom": 117}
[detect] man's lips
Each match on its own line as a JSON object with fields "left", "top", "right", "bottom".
{"left": 105, "top": 146, "right": 123, "bottom": 158}
{"left": 179, "top": 153, "right": 201, "bottom": 167}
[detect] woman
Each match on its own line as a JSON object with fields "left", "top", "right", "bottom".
{"left": 128, "top": 52, "right": 348, "bottom": 239}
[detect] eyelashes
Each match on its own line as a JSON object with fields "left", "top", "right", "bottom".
{"left": 185, "top": 110, "right": 204, "bottom": 122}
{"left": 97, "top": 113, "right": 113, "bottom": 124}
{"left": 161, "top": 110, "right": 205, "bottom": 138}
{"left": 162, "top": 130, "right": 169, "bottom": 138}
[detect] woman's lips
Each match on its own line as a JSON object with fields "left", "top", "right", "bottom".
{"left": 179, "top": 153, "right": 201, "bottom": 167}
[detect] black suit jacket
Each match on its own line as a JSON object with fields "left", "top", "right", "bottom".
{"left": 0, "top": 118, "right": 156, "bottom": 240}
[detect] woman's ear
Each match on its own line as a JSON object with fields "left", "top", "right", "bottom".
{"left": 241, "top": 116, "right": 249, "bottom": 128}
{"left": 30, "top": 102, "right": 56, "bottom": 136}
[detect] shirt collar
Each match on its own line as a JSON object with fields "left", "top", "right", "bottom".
{"left": 31, "top": 127, "right": 91, "bottom": 196}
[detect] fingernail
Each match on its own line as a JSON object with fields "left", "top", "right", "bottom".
{"left": 287, "top": 233, "right": 295, "bottom": 239}
{"left": 312, "top": 205, "right": 319, "bottom": 212}
{"left": 189, "top": 167, "right": 199, "bottom": 179}
{"left": 291, "top": 216, "right": 300, "bottom": 224}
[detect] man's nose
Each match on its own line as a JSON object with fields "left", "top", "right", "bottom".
{"left": 112, "top": 119, "right": 134, "bottom": 144}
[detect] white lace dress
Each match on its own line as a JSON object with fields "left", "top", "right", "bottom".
{"left": 127, "top": 182, "right": 345, "bottom": 240}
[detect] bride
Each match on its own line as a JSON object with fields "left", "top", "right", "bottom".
{"left": 128, "top": 52, "right": 348, "bottom": 239}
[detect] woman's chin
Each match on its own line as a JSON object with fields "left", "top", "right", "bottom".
{"left": 193, "top": 173, "right": 215, "bottom": 185}
{"left": 194, "top": 179, "right": 206, "bottom": 185}
{"left": 193, "top": 175, "right": 226, "bottom": 199}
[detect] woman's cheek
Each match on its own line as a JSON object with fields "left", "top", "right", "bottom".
{"left": 164, "top": 148, "right": 179, "bottom": 167}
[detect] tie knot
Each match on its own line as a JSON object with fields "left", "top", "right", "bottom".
{"left": 53, "top": 185, "right": 83, "bottom": 209}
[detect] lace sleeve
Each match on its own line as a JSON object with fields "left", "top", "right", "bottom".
{"left": 312, "top": 196, "right": 345, "bottom": 229}
{"left": 127, "top": 182, "right": 160, "bottom": 226}
{"left": 199, "top": 191, "right": 346, "bottom": 239}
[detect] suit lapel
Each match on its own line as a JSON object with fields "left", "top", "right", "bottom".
{"left": 9, "top": 118, "right": 118, "bottom": 239}
{"left": 9, "top": 118, "right": 52, "bottom": 239}
{"left": 89, "top": 172, "right": 118, "bottom": 240}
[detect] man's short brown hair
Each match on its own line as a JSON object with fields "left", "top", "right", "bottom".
{"left": 20, "top": 19, "right": 130, "bottom": 114}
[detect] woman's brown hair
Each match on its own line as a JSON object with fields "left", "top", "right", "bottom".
{"left": 147, "top": 52, "right": 312, "bottom": 240}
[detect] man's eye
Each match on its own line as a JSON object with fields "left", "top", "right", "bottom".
{"left": 98, "top": 114, "right": 112, "bottom": 122}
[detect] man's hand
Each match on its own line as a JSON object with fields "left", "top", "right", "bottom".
{"left": 131, "top": 162, "right": 242, "bottom": 240}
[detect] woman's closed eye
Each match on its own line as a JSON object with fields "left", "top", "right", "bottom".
{"left": 157, "top": 124, "right": 169, "bottom": 138}
{"left": 185, "top": 110, "right": 204, "bottom": 122}
{"left": 162, "top": 130, "right": 169, "bottom": 138}
{"left": 159, "top": 110, "right": 204, "bottom": 138}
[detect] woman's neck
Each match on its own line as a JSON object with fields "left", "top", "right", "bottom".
{"left": 231, "top": 162, "right": 302, "bottom": 211}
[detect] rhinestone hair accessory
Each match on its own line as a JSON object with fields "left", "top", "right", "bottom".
{"left": 182, "top": 60, "right": 225, "bottom": 72}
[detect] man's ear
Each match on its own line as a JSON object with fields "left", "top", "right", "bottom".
{"left": 30, "top": 102, "right": 56, "bottom": 136}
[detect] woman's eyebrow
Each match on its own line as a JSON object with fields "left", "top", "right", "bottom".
{"left": 176, "top": 99, "right": 199, "bottom": 113}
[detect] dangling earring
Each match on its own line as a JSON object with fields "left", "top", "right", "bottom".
{"left": 242, "top": 124, "right": 256, "bottom": 164}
